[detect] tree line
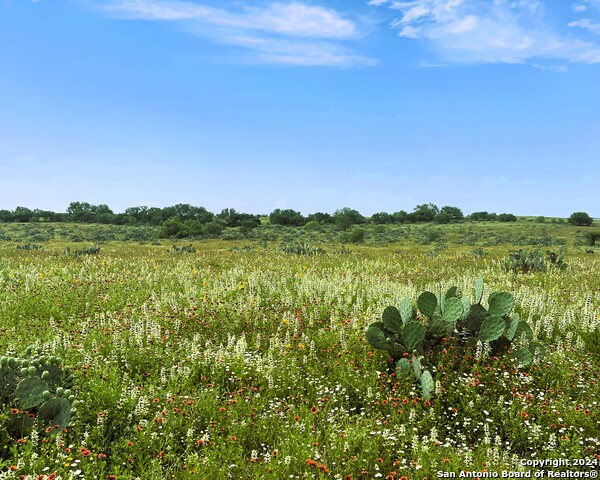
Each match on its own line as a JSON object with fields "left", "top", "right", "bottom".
{"left": 0, "top": 202, "right": 593, "bottom": 238}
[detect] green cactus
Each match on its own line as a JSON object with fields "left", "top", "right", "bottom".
{"left": 478, "top": 316, "right": 506, "bottom": 343}
{"left": 399, "top": 298, "right": 414, "bottom": 324}
{"left": 38, "top": 398, "right": 72, "bottom": 429}
{"left": 417, "top": 291, "right": 437, "bottom": 317}
{"left": 510, "top": 347, "right": 534, "bottom": 367}
{"left": 464, "top": 303, "right": 487, "bottom": 331}
{"left": 514, "top": 321, "right": 533, "bottom": 342}
{"left": 487, "top": 292, "right": 515, "bottom": 317}
{"left": 403, "top": 321, "right": 426, "bottom": 351}
{"left": 382, "top": 306, "right": 403, "bottom": 334}
{"left": 445, "top": 286, "right": 459, "bottom": 300}
{"left": 0, "top": 346, "right": 77, "bottom": 437}
{"left": 506, "top": 314, "right": 520, "bottom": 340}
{"left": 365, "top": 278, "right": 545, "bottom": 402}
{"left": 420, "top": 370, "right": 435, "bottom": 400}
{"left": 442, "top": 297, "right": 463, "bottom": 323}
{"left": 396, "top": 357, "right": 411, "bottom": 376}
{"left": 474, "top": 276, "right": 484, "bottom": 304}
{"left": 15, "top": 377, "right": 49, "bottom": 409}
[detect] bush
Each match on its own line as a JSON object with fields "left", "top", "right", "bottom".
{"left": 569, "top": 212, "right": 593, "bottom": 226}
{"left": 269, "top": 209, "right": 306, "bottom": 226}
{"left": 333, "top": 207, "right": 365, "bottom": 230}
{"left": 498, "top": 213, "right": 517, "bottom": 222}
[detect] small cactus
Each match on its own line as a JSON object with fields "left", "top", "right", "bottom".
{"left": 365, "top": 278, "right": 544, "bottom": 401}
{"left": 0, "top": 346, "right": 77, "bottom": 437}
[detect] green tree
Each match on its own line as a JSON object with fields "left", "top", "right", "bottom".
{"left": 333, "top": 207, "right": 365, "bottom": 230}
{"left": 497, "top": 213, "right": 517, "bottom": 222}
{"left": 370, "top": 212, "right": 393, "bottom": 224}
{"left": 568, "top": 211, "right": 593, "bottom": 226}
{"left": 411, "top": 203, "right": 439, "bottom": 223}
{"left": 269, "top": 209, "right": 306, "bottom": 226}
{"left": 435, "top": 206, "right": 464, "bottom": 224}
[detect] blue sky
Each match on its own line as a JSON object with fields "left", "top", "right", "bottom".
{"left": 1, "top": 0, "right": 599, "bottom": 217}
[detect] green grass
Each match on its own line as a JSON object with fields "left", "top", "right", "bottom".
{"left": 0, "top": 222, "right": 598, "bottom": 479}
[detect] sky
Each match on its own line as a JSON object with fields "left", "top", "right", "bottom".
{"left": 1, "top": 0, "right": 599, "bottom": 217}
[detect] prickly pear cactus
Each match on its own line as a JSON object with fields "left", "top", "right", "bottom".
{"left": 366, "top": 278, "right": 545, "bottom": 400}
{"left": 0, "top": 346, "right": 78, "bottom": 437}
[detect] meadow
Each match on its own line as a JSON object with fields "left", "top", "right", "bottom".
{"left": 0, "top": 221, "right": 598, "bottom": 479}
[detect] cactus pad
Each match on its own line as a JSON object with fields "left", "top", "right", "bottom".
{"left": 510, "top": 347, "right": 533, "bottom": 367}
{"left": 506, "top": 313, "right": 520, "bottom": 341}
{"left": 382, "top": 306, "right": 403, "bottom": 334}
{"left": 399, "top": 298, "right": 414, "bottom": 324}
{"left": 444, "top": 286, "right": 459, "bottom": 300}
{"left": 403, "top": 321, "right": 426, "bottom": 351}
{"left": 417, "top": 291, "right": 437, "bottom": 317}
{"left": 366, "top": 325, "right": 390, "bottom": 351}
{"left": 38, "top": 398, "right": 72, "bottom": 429}
{"left": 396, "top": 358, "right": 411, "bottom": 376}
{"left": 487, "top": 292, "right": 515, "bottom": 317}
{"left": 514, "top": 321, "right": 533, "bottom": 342}
{"left": 464, "top": 303, "right": 487, "bottom": 331}
{"left": 15, "top": 377, "right": 49, "bottom": 409}
{"left": 442, "top": 297, "right": 463, "bottom": 323}
{"left": 478, "top": 316, "right": 505, "bottom": 343}
{"left": 420, "top": 370, "right": 435, "bottom": 400}
{"left": 474, "top": 277, "right": 484, "bottom": 304}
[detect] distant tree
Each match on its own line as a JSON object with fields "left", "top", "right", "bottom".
{"left": 159, "top": 217, "right": 186, "bottom": 238}
{"left": 333, "top": 207, "right": 365, "bottom": 230}
{"left": 217, "top": 208, "right": 260, "bottom": 228}
{"left": 391, "top": 210, "right": 409, "bottom": 224}
{"left": 468, "top": 211, "right": 497, "bottom": 222}
{"left": 411, "top": 203, "right": 439, "bottom": 223}
{"left": 306, "top": 212, "right": 334, "bottom": 224}
{"left": 435, "top": 206, "right": 464, "bottom": 224}
{"left": 203, "top": 219, "right": 226, "bottom": 237}
{"left": 370, "top": 212, "right": 393, "bottom": 224}
{"left": 497, "top": 213, "right": 517, "bottom": 222}
{"left": 269, "top": 209, "right": 306, "bottom": 226}
{"left": 0, "top": 210, "right": 12, "bottom": 222}
{"left": 569, "top": 212, "right": 593, "bottom": 226}
{"left": 12, "top": 206, "right": 34, "bottom": 222}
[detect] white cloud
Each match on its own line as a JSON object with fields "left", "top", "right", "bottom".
{"left": 369, "top": 0, "right": 600, "bottom": 65}
{"left": 104, "top": 0, "right": 373, "bottom": 66}
{"left": 569, "top": 18, "right": 600, "bottom": 34}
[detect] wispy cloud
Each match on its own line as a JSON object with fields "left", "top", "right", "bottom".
{"left": 369, "top": 0, "right": 600, "bottom": 65}
{"left": 103, "top": 0, "right": 375, "bottom": 67}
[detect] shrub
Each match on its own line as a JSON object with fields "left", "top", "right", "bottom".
{"left": 569, "top": 211, "right": 593, "bottom": 226}
{"left": 498, "top": 213, "right": 517, "bottom": 222}
{"left": 304, "top": 221, "right": 321, "bottom": 231}
{"left": 269, "top": 209, "right": 306, "bottom": 227}
{"left": 333, "top": 207, "right": 365, "bottom": 230}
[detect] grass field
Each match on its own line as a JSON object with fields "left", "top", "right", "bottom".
{"left": 0, "top": 222, "right": 598, "bottom": 479}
